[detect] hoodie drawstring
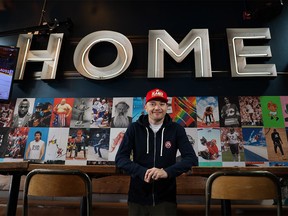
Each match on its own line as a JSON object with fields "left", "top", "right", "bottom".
{"left": 145, "top": 127, "right": 149, "bottom": 154}
{"left": 160, "top": 128, "right": 165, "bottom": 157}
{"left": 146, "top": 126, "right": 165, "bottom": 156}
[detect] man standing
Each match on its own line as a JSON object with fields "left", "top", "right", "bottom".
{"left": 53, "top": 98, "right": 72, "bottom": 127}
{"left": 220, "top": 97, "right": 241, "bottom": 127}
{"left": 74, "top": 99, "right": 89, "bottom": 125}
{"left": 73, "top": 129, "right": 87, "bottom": 158}
{"left": 226, "top": 128, "right": 241, "bottom": 162}
{"left": 116, "top": 88, "right": 198, "bottom": 216}
{"left": 271, "top": 129, "right": 285, "bottom": 160}
{"left": 25, "top": 131, "right": 46, "bottom": 160}
{"left": 12, "top": 99, "right": 32, "bottom": 127}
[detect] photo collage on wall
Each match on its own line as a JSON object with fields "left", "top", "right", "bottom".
{"left": 0, "top": 96, "right": 288, "bottom": 167}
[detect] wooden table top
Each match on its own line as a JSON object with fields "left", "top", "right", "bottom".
{"left": 27, "top": 163, "right": 118, "bottom": 175}
{"left": 191, "top": 166, "right": 288, "bottom": 177}
{"left": 1, "top": 162, "right": 287, "bottom": 177}
{"left": 0, "top": 161, "right": 29, "bottom": 172}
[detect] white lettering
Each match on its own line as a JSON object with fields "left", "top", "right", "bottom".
{"left": 15, "top": 28, "right": 277, "bottom": 80}
{"left": 73, "top": 31, "right": 133, "bottom": 80}
{"left": 148, "top": 29, "right": 212, "bottom": 78}
{"left": 227, "top": 28, "right": 276, "bottom": 77}
{"left": 15, "top": 33, "right": 63, "bottom": 80}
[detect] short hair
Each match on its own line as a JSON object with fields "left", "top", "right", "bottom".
{"left": 34, "top": 131, "right": 42, "bottom": 136}
{"left": 20, "top": 99, "right": 30, "bottom": 106}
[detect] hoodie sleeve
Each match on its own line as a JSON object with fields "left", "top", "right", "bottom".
{"left": 115, "top": 124, "right": 147, "bottom": 180}
{"left": 164, "top": 124, "right": 199, "bottom": 178}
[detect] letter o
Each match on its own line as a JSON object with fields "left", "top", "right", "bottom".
{"left": 73, "top": 31, "right": 133, "bottom": 80}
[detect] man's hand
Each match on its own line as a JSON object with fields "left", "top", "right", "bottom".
{"left": 144, "top": 167, "right": 168, "bottom": 183}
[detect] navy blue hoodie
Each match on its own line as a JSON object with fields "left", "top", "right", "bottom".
{"left": 115, "top": 114, "right": 198, "bottom": 206}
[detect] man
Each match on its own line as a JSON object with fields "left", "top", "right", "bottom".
{"left": 12, "top": 99, "right": 32, "bottom": 127}
{"left": 93, "top": 132, "right": 109, "bottom": 158}
{"left": 0, "top": 103, "right": 12, "bottom": 127}
{"left": 53, "top": 98, "right": 72, "bottom": 127}
{"left": 115, "top": 88, "right": 198, "bottom": 216}
{"left": 91, "top": 98, "right": 109, "bottom": 127}
{"left": 111, "top": 101, "right": 132, "bottom": 128}
{"left": 271, "top": 129, "right": 285, "bottom": 160}
{"left": 73, "top": 129, "right": 86, "bottom": 158}
{"left": 28, "top": 102, "right": 43, "bottom": 127}
{"left": 220, "top": 97, "right": 241, "bottom": 127}
{"left": 226, "top": 128, "right": 241, "bottom": 162}
{"left": 202, "top": 106, "right": 215, "bottom": 125}
{"left": 40, "top": 102, "right": 53, "bottom": 126}
{"left": 29, "top": 102, "right": 52, "bottom": 127}
{"left": 25, "top": 131, "right": 45, "bottom": 160}
{"left": 74, "top": 99, "right": 89, "bottom": 125}
{"left": 198, "top": 137, "right": 219, "bottom": 160}
{"left": 267, "top": 101, "right": 279, "bottom": 121}
{"left": 245, "top": 100, "right": 255, "bottom": 125}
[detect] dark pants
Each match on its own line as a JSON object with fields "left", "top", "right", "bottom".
{"left": 274, "top": 142, "right": 284, "bottom": 155}
{"left": 128, "top": 202, "right": 177, "bottom": 216}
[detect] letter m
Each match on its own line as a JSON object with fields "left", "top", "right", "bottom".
{"left": 148, "top": 29, "right": 212, "bottom": 78}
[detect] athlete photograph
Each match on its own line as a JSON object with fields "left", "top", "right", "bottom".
{"left": 24, "top": 128, "right": 48, "bottom": 162}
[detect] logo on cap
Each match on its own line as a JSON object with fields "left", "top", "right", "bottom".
{"left": 146, "top": 88, "right": 168, "bottom": 103}
{"left": 152, "top": 89, "right": 164, "bottom": 97}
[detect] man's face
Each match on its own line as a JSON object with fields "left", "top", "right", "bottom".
{"left": 224, "top": 97, "right": 230, "bottom": 104}
{"left": 77, "top": 130, "right": 83, "bottom": 136}
{"left": 60, "top": 99, "right": 66, "bottom": 105}
{"left": 115, "top": 103, "right": 128, "bottom": 116}
{"left": 145, "top": 100, "right": 167, "bottom": 123}
{"left": 34, "top": 133, "right": 41, "bottom": 141}
{"left": 18, "top": 101, "right": 29, "bottom": 117}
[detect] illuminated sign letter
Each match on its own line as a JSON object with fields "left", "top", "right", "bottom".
{"left": 148, "top": 29, "right": 212, "bottom": 78}
{"left": 227, "top": 28, "right": 277, "bottom": 77}
{"left": 15, "top": 33, "right": 63, "bottom": 80}
{"left": 73, "top": 31, "right": 133, "bottom": 80}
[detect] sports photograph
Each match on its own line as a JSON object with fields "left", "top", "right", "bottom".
{"left": 197, "top": 127, "right": 222, "bottom": 166}
{"left": 264, "top": 127, "right": 288, "bottom": 161}
{"left": 242, "top": 127, "right": 269, "bottom": 166}
{"left": 196, "top": 96, "right": 220, "bottom": 128}
{"left": 239, "top": 96, "right": 263, "bottom": 127}
{"left": 70, "top": 97, "right": 93, "bottom": 128}
{"left": 220, "top": 127, "right": 245, "bottom": 166}
{"left": 260, "top": 96, "right": 285, "bottom": 128}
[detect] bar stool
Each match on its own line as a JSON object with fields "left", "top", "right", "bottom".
{"left": 23, "top": 169, "right": 92, "bottom": 216}
{"left": 205, "top": 170, "right": 282, "bottom": 216}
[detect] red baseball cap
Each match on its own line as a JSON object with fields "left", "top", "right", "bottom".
{"left": 145, "top": 88, "right": 168, "bottom": 103}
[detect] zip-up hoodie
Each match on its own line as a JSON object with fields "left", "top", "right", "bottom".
{"left": 115, "top": 114, "right": 199, "bottom": 206}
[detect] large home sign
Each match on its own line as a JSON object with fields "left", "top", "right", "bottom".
{"left": 14, "top": 28, "right": 276, "bottom": 80}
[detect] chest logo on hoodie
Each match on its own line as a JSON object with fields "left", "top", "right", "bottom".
{"left": 165, "top": 141, "right": 172, "bottom": 149}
